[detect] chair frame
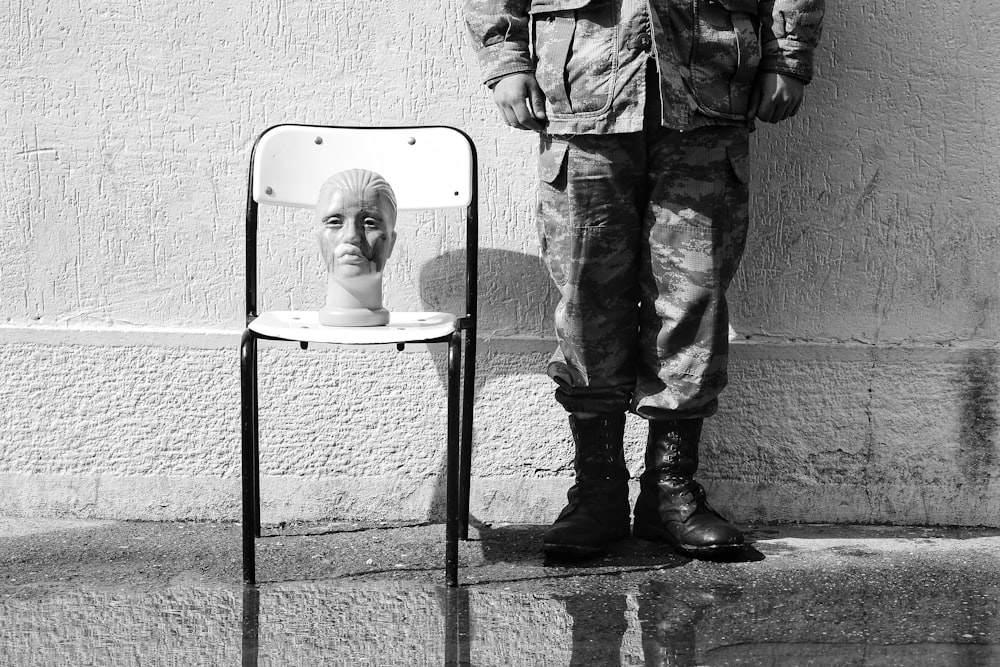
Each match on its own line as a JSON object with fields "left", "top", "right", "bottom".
{"left": 240, "top": 124, "right": 478, "bottom": 587}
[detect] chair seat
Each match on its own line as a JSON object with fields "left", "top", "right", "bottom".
{"left": 248, "top": 310, "right": 457, "bottom": 345}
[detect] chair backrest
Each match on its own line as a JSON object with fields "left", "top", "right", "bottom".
{"left": 250, "top": 125, "right": 475, "bottom": 210}
{"left": 244, "top": 124, "right": 478, "bottom": 324}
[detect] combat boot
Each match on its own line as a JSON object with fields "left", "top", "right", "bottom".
{"left": 543, "top": 413, "right": 631, "bottom": 556}
{"left": 633, "top": 419, "right": 743, "bottom": 556}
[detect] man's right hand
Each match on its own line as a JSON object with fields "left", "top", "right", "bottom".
{"left": 492, "top": 73, "right": 548, "bottom": 132}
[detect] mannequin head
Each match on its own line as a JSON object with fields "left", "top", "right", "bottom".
{"left": 314, "top": 169, "right": 398, "bottom": 326}
{"left": 315, "top": 169, "right": 398, "bottom": 278}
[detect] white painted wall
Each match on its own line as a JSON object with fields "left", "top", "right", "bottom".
{"left": 1, "top": 1, "right": 998, "bottom": 525}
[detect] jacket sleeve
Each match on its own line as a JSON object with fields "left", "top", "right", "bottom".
{"left": 757, "top": 0, "right": 825, "bottom": 83}
{"left": 463, "top": 0, "right": 534, "bottom": 87}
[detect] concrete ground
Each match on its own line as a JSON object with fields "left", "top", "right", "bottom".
{"left": 1, "top": 517, "right": 999, "bottom": 665}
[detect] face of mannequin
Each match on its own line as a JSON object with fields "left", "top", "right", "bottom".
{"left": 315, "top": 186, "right": 396, "bottom": 279}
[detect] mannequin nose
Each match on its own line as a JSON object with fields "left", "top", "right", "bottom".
{"left": 343, "top": 222, "right": 372, "bottom": 254}
{"left": 341, "top": 221, "right": 362, "bottom": 243}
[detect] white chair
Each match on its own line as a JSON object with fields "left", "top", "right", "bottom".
{"left": 240, "top": 125, "right": 477, "bottom": 586}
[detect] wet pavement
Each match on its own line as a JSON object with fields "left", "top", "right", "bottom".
{"left": 1, "top": 518, "right": 998, "bottom": 665}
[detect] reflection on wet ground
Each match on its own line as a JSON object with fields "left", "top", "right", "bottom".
{"left": 240, "top": 572, "right": 998, "bottom": 665}
{"left": 2, "top": 522, "right": 999, "bottom": 665}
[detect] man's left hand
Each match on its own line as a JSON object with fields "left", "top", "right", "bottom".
{"left": 746, "top": 72, "right": 805, "bottom": 123}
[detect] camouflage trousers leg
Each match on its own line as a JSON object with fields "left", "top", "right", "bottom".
{"left": 536, "top": 124, "right": 750, "bottom": 417}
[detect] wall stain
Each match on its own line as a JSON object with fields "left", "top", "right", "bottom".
{"left": 956, "top": 349, "right": 999, "bottom": 485}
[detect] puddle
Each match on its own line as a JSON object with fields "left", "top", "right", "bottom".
{"left": 4, "top": 574, "right": 997, "bottom": 666}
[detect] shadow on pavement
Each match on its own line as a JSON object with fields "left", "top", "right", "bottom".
{"left": 471, "top": 518, "right": 764, "bottom": 570}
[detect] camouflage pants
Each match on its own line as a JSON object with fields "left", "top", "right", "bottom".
{"left": 537, "top": 123, "right": 750, "bottom": 418}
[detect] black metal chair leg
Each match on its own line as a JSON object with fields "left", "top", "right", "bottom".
{"left": 240, "top": 330, "right": 258, "bottom": 584}
{"left": 251, "top": 344, "right": 261, "bottom": 538}
{"left": 446, "top": 331, "right": 462, "bottom": 587}
{"left": 458, "top": 329, "right": 476, "bottom": 540}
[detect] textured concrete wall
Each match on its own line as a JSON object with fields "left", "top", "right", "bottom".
{"left": 1, "top": 1, "right": 998, "bottom": 525}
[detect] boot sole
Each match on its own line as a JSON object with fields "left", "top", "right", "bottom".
{"left": 633, "top": 526, "right": 744, "bottom": 557}
{"left": 543, "top": 530, "right": 630, "bottom": 558}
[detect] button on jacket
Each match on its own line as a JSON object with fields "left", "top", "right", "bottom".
{"left": 464, "top": 0, "right": 825, "bottom": 134}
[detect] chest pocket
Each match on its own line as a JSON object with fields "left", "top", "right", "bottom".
{"left": 688, "top": 0, "right": 761, "bottom": 119}
{"left": 530, "top": 0, "right": 619, "bottom": 118}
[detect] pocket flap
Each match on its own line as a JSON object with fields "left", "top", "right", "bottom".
{"left": 538, "top": 135, "right": 569, "bottom": 184}
{"left": 529, "top": 0, "right": 592, "bottom": 13}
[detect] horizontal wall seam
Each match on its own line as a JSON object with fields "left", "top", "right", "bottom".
{"left": 1, "top": 325, "right": 998, "bottom": 361}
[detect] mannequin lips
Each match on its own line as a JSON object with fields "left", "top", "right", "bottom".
{"left": 334, "top": 244, "right": 370, "bottom": 263}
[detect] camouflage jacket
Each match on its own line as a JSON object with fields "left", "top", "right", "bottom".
{"left": 464, "top": 0, "right": 825, "bottom": 134}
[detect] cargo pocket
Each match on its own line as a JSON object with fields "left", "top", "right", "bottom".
{"left": 688, "top": 0, "right": 760, "bottom": 120}
{"left": 721, "top": 138, "right": 751, "bottom": 287}
{"left": 537, "top": 135, "right": 571, "bottom": 287}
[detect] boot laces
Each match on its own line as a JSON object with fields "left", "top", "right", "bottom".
{"left": 657, "top": 479, "right": 729, "bottom": 520}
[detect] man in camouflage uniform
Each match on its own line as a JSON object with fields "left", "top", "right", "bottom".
{"left": 464, "top": 0, "right": 824, "bottom": 557}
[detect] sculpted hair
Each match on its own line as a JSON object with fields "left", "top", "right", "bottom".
{"left": 317, "top": 169, "right": 398, "bottom": 223}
